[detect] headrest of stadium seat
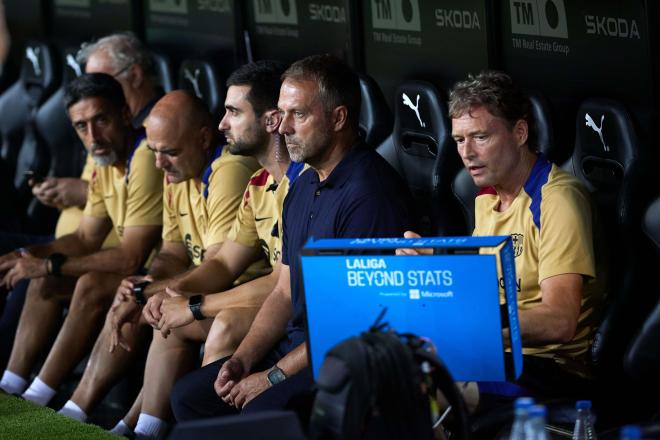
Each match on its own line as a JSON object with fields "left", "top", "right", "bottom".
{"left": 643, "top": 196, "right": 660, "bottom": 252}
{"left": 527, "top": 90, "right": 555, "bottom": 156}
{"left": 569, "top": 98, "right": 639, "bottom": 193}
{"left": 393, "top": 80, "right": 450, "bottom": 160}
{"left": 20, "top": 41, "right": 57, "bottom": 92}
{"left": 178, "top": 59, "right": 223, "bottom": 117}
{"left": 392, "top": 80, "right": 461, "bottom": 235}
{"left": 152, "top": 52, "right": 175, "bottom": 93}
{"left": 359, "top": 74, "right": 392, "bottom": 149}
{"left": 62, "top": 47, "right": 83, "bottom": 84}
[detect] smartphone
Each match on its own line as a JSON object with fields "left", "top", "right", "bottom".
{"left": 24, "top": 170, "right": 45, "bottom": 184}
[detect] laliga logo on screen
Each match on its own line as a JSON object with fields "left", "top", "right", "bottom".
{"left": 66, "top": 54, "right": 82, "bottom": 77}
{"left": 26, "top": 47, "right": 42, "bottom": 76}
{"left": 402, "top": 92, "right": 425, "bottom": 128}
{"left": 585, "top": 113, "right": 610, "bottom": 152}
{"left": 184, "top": 68, "right": 203, "bottom": 98}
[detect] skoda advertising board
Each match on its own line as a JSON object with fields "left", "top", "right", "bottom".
{"left": 145, "top": 0, "right": 240, "bottom": 69}
{"left": 244, "top": 0, "right": 357, "bottom": 66}
{"left": 364, "top": 0, "right": 492, "bottom": 109}
{"left": 301, "top": 236, "right": 523, "bottom": 382}
{"left": 51, "top": 0, "right": 139, "bottom": 43}
{"left": 500, "top": 0, "right": 653, "bottom": 114}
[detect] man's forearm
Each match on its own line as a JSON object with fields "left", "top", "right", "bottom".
{"left": 25, "top": 233, "right": 94, "bottom": 259}
{"left": 59, "top": 245, "right": 148, "bottom": 277}
{"left": 275, "top": 343, "right": 308, "bottom": 377}
{"left": 172, "top": 257, "right": 238, "bottom": 295}
{"left": 517, "top": 304, "right": 578, "bottom": 346}
{"left": 199, "top": 270, "right": 278, "bottom": 318}
{"left": 233, "top": 286, "right": 292, "bottom": 370}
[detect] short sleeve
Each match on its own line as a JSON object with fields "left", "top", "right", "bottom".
{"left": 538, "top": 184, "right": 596, "bottom": 282}
{"left": 162, "top": 179, "right": 182, "bottom": 242}
{"left": 82, "top": 165, "right": 109, "bottom": 219}
{"left": 226, "top": 184, "right": 259, "bottom": 248}
{"left": 123, "top": 141, "right": 163, "bottom": 228}
{"left": 204, "top": 155, "right": 256, "bottom": 247}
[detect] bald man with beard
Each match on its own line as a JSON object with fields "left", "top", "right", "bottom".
{"left": 53, "top": 90, "right": 263, "bottom": 431}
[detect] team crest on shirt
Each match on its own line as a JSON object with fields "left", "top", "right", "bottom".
{"left": 511, "top": 233, "right": 524, "bottom": 258}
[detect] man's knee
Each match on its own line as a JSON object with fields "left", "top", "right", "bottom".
{"left": 204, "top": 310, "right": 248, "bottom": 357}
{"left": 69, "top": 272, "right": 118, "bottom": 313}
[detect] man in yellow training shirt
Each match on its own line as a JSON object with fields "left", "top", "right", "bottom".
{"left": 402, "top": 71, "right": 604, "bottom": 401}
{"left": 0, "top": 73, "right": 163, "bottom": 406}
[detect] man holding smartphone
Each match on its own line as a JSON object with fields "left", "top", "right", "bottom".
{"left": 0, "top": 73, "right": 163, "bottom": 406}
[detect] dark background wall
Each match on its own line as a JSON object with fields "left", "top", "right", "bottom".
{"left": 2, "top": 0, "right": 659, "bottom": 159}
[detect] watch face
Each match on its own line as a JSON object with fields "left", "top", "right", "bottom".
{"left": 268, "top": 367, "right": 286, "bottom": 385}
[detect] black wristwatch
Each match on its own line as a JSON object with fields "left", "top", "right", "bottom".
{"left": 47, "top": 253, "right": 68, "bottom": 277}
{"left": 132, "top": 281, "right": 151, "bottom": 306}
{"left": 266, "top": 366, "right": 286, "bottom": 386}
{"left": 188, "top": 295, "right": 205, "bottom": 320}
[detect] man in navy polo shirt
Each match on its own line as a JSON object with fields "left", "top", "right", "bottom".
{"left": 170, "top": 54, "right": 413, "bottom": 421}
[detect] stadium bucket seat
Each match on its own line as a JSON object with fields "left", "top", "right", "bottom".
{"left": 178, "top": 59, "right": 224, "bottom": 120}
{"left": 24, "top": 47, "right": 87, "bottom": 233}
{"left": 0, "top": 41, "right": 58, "bottom": 230}
{"left": 152, "top": 51, "right": 175, "bottom": 93}
{"left": 624, "top": 196, "right": 660, "bottom": 402}
{"left": 358, "top": 74, "right": 392, "bottom": 149}
{"left": 383, "top": 80, "right": 462, "bottom": 236}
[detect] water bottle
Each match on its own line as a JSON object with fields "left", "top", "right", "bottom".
{"left": 572, "top": 400, "right": 597, "bottom": 439}
{"left": 525, "top": 405, "right": 549, "bottom": 440}
{"left": 509, "top": 397, "right": 534, "bottom": 440}
{"left": 620, "top": 425, "right": 642, "bottom": 440}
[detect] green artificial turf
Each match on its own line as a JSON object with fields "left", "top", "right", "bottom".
{"left": 0, "top": 393, "right": 117, "bottom": 439}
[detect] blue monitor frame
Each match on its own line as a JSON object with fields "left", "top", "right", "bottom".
{"left": 300, "top": 235, "right": 523, "bottom": 382}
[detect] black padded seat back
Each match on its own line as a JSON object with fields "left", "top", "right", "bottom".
{"left": 0, "top": 41, "right": 59, "bottom": 174}
{"left": 566, "top": 98, "right": 652, "bottom": 375}
{"left": 152, "top": 52, "right": 175, "bottom": 93}
{"left": 359, "top": 74, "right": 392, "bottom": 149}
{"left": 451, "top": 91, "right": 557, "bottom": 234}
{"left": 27, "top": 47, "right": 86, "bottom": 233}
{"left": 392, "top": 80, "right": 461, "bottom": 236}
{"left": 20, "top": 41, "right": 58, "bottom": 92}
{"left": 623, "top": 197, "right": 660, "bottom": 386}
{"left": 0, "top": 41, "right": 59, "bottom": 232}
{"left": 178, "top": 59, "right": 224, "bottom": 118}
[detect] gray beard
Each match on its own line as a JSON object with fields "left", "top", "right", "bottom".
{"left": 92, "top": 150, "right": 118, "bottom": 166}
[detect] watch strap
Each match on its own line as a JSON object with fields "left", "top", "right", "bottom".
{"left": 188, "top": 295, "right": 205, "bottom": 320}
{"left": 47, "top": 253, "right": 67, "bottom": 277}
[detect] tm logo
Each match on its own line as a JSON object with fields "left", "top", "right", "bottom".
{"left": 372, "top": 0, "right": 421, "bottom": 32}
{"left": 254, "top": 0, "right": 299, "bottom": 25}
{"left": 510, "top": 0, "right": 568, "bottom": 39}
{"left": 149, "top": 0, "right": 188, "bottom": 14}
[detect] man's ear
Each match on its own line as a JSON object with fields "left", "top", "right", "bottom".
{"left": 263, "top": 109, "right": 282, "bottom": 134}
{"left": 332, "top": 105, "right": 349, "bottom": 132}
{"left": 198, "top": 125, "right": 212, "bottom": 151}
{"left": 514, "top": 119, "right": 529, "bottom": 148}
{"left": 128, "top": 64, "right": 144, "bottom": 89}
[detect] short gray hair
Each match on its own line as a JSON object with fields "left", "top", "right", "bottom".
{"left": 76, "top": 32, "right": 157, "bottom": 83}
